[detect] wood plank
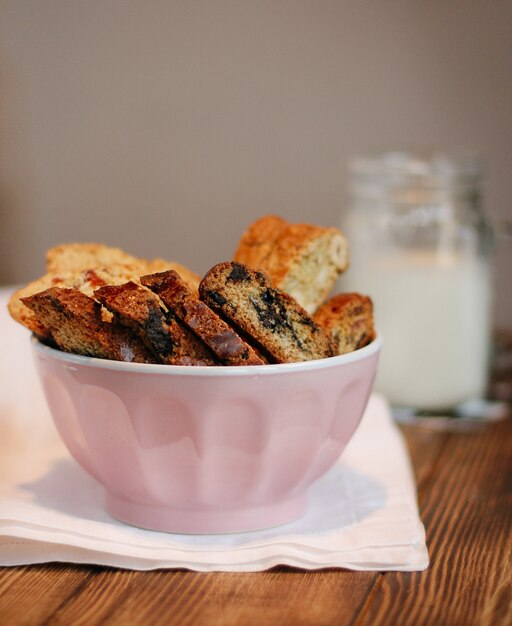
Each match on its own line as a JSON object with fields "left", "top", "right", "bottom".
{"left": 0, "top": 563, "right": 93, "bottom": 626}
{"left": 357, "top": 418, "right": 512, "bottom": 626}
{"left": 401, "top": 423, "right": 450, "bottom": 488}
{"left": 38, "top": 567, "right": 137, "bottom": 626}
{"left": 40, "top": 567, "right": 380, "bottom": 626}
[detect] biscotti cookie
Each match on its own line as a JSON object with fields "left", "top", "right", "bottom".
{"left": 9, "top": 273, "right": 69, "bottom": 337}
{"left": 9, "top": 247, "right": 200, "bottom": 339}
{"left": 46, "top": 243, "right": 139, "bottom": 274}
{"left": 21, "top": 287, "right": 155, "bottom": 363}
{"left": 199, "top": 262, "right": 335, "bottom": 363}
{"left": 46, "top": 242, "right": 201, "bottom": 290}
{"left": 95, "top": 281, "right": 217, "bottom": 365}
{"left": 8, "top": 265, "right": 144, "bottom": 337}
{"left": 141, "top": 271, "right": 265, "bottom": 366}
{"left": 234, "top": 215, "right": 349, "bottom": 314}
{"left": 313, "top": 293, "right": 376, "bottom": 355}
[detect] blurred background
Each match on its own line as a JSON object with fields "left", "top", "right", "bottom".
{"left": 0, "top": 0, "right": 510, "bottom": 328}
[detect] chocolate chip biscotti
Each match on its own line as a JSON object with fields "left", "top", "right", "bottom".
{"left": 199, "top": 261, "right": 335, "bottom": 363}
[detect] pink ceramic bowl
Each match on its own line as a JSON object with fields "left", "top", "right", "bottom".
{"left": 32, "top": 336, "right": 381, "bottom": 534}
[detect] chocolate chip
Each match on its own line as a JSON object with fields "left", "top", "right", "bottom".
{"left": 206, "top": 290, "right": 228, "bottom": 307}
{"left": 227, "top": 263, "right": 251, "bottom": 283}
{"left": 144, "top": 306, "right": 174, "bottom": 356}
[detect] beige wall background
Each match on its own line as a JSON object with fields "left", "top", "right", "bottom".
{"left": 0, "top": 0, "right": 511, "bottom": 327}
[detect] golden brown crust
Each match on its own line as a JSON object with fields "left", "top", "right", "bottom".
{"left": 141, "top": 271, "right": 264, "bottom": 366}
{"left": 263, "top": 223, "right": 323, "bottom": 285}
{"left": 46, "top": 243, "right": 200, "bottom": 290}
{"left": 313, "top": 293, "right": 376, "bottom": 355}
{"left": 94, "top": 282, "right": 216, "bottom": 365}
{"left": 233, "top": 217, "right": 349, "bottom": 314}
{"left": 233, "top": 215, "right": 287, "bottom": 270}
{"left": 46, "top": 243, "right": 140, "bottom": 274}
{"left": 199, "top": 262, "right": 335, "bottom": 363}
{"left": 21, "top": 287, "right": 155, "bottom": 363}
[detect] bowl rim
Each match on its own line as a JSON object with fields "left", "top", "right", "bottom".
{"left": 31, "top": 333, "right": 381, "bottom": 377}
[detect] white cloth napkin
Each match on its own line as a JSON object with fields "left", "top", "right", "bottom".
{"left": 0, "top": 287, "right": 428, "bottom": 572}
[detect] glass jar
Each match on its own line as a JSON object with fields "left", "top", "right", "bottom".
{"left": 338, "top": 151, "right": 493, "bottom": 412}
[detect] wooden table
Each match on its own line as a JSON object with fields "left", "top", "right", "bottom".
{"left": 1, "top": 386, "right": 511, "bottom": 625}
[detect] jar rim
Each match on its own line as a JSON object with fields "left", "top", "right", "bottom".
{"left": 350, "top": 150, "right": 482, "bottom": 191}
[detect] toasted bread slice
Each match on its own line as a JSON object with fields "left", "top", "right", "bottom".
{"left": 199, "top": 262, "right": 335, "bottom": 363}
{"left": 21, "top": 287, "right": 155, "bottom": 363}
{"left": 95, "top": 281, "right": 217, "bottom": 365}
{"left": 313, "top": 293, "right": 376, "bottom": 355}
{"left": 141, "top": 271, "right": 264, "bottom": 366}
{"left": 234, "top": 216, "right": 349, "bottom": 314}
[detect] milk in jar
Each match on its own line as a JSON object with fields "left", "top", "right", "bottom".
{"left": 339, "top": 151, "right": 493, "bottom": 411}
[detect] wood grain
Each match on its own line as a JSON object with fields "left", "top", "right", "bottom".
{"left": 36, "top": 568, "right": 380, "bottom": 626}
{"left": 0, "top": 563, "right": 95, "bottom": 625}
